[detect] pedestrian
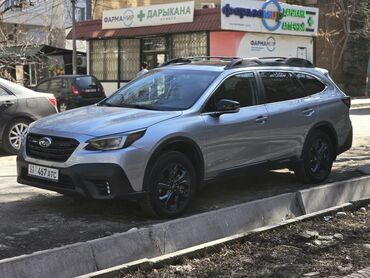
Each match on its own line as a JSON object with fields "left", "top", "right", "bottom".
{"left": 137, "top": 62, "right": 149, "bottom": 77}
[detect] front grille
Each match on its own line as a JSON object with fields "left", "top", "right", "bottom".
{"left": 26, "top": 133, "right": 79, "bottom": 162}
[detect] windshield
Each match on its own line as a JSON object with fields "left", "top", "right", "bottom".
{"left": 101, "top": 69, "right": 219, "bottom": 111}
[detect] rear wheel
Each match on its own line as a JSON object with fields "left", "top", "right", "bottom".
{"left": 2, "top": 118, "right": 31, "bottom": 154}
{"left": 140, "top": 151, "right": 196, "bottom": 218}
{"left": 295, "top": 130, "right": 335, "bottom": 184}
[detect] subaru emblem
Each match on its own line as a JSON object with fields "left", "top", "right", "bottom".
{"left": 39, "top": 137, "right": 52, "bottom": 148}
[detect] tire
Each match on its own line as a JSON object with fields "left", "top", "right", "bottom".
{"left": 140, "top": 151, "right": 197, "bottom": 218}
{"left": 58, "top": 101, "right": 68, "bottom": 112}
{"left": 295, "top": 130, "right": 335, "bottom": 184}
{"left": 2, "top": 118, "right": 31, "bottom": 155}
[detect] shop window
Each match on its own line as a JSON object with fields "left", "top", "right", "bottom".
{"left": 90, "top": 40, "right": 118, "bottom": 81}
{"left": 120, "top": 39, "right": 140, "bottom": 81}
{"left": 171, "top": 32, "right": 207, "bottom": 58}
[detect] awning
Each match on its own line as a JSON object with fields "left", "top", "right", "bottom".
{"left": 67, "top": 8, "right": 222, "bottom": 40}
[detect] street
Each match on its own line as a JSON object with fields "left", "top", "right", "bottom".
{"left": 0, "top": 107, "right": 369, "bottom": 260}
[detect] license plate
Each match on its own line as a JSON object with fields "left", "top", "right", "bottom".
{"left": 84, "top": 89, "right": 97, "bottom": 93}
{"left": 28, "top": 164, "right": 59, "bottom": 181}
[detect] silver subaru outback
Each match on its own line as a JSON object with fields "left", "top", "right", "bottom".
{"left": 17, "top": 57, "right": 352, "bottom": 218}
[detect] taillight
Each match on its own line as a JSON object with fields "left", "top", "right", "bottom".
{"left": 48, "top": 96, "right": 57, "bottom": 108}
{"left": 71, "top": 85, "right": 79, "bottom": 96}
{"left": 342, "top": 96, "right": 351, "bottom": 108}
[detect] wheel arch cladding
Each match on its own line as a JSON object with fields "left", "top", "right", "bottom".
{"left": 143, "top": 137, "right": 205, "bottom": 191}
{"left": 307, "top": 122, "right": 338, "bottom": 154}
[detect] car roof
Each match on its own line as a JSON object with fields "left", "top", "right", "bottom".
{"left": 159, "top": 57, "right": 327, "bottom": 77}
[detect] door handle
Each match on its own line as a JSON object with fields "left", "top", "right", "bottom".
{"left": 3, "top": 100, "right": 15, "bottom": 107}
{"left": 255, "top": 116, "right": 268, "bottom": 124}
{"left": 302, "top": 108, "right": 315, "bottom": 116}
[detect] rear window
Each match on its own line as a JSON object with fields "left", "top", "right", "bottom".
{"left": 295, "top": 73, "right": 326, "bottom": 95}
{"left": 260, "top": 71, "right": 306, "bottom": 103}
{"left": 36, "top": 81, "right": 49, "bottom": 92}
{"left": 75, "top": 76, "right": 98, "bottom": 88}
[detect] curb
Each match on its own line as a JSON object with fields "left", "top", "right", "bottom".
{"left": 0, "top": 176, "right": 369, "bottom": 278}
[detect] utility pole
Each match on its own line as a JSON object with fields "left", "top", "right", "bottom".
{"left": 71, "top": 0, "right": 77, "bottom": 74}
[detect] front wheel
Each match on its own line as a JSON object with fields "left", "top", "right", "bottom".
{"left": 140, "top": 151, "right": 197, "bottom": 218}
{"left": 295, "top": 131, "right": 335, "bottom": 184}
{"left": 2, "top": 118, "right": 31, "bottom": 154}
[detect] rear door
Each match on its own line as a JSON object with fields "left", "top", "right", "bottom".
{"left": 202, "top": 72, "right": 270, "bottom": 176}
{"left": 48, "top": 78, "right": 63, "bottom": 101}
{"left": 258, "top": 71, "right": 317, "bottom": 161}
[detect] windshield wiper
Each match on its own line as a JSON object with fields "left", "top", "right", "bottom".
{"left": 118, "top": 104, "right": 162, "bottom": 111}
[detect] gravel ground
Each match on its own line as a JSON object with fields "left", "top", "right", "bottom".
{"left": 124, "top": 204, "right": 370, "bottom": 278}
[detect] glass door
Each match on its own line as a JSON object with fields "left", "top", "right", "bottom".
{"left": 142, "top": 37, "right": 168, "bottom": 69}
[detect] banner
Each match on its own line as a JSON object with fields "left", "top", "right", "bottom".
{"left": 221, "top": 0, "right": 319, "bottom": 36}
{"left": 102, "top": 1, "right": 194, "bottom": 30}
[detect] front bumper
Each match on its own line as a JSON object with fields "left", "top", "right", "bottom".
{"left": 17, "top": 155, "right": 145, "bottom": 199}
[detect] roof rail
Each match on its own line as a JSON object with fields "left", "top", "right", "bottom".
{"left": 224, "top": 58, "right": 262, "bottom": 69}
{"left": 225, "top": 57, "right": 315, "bottom": 69}
{"left": 257, "top": 57, "right": 314, "bottom": 68}
{"left": 159, "top": 56, "right": 241, "bottom": 67}
{"left": 159, "top": 56, "right": 315, "bottom": 69}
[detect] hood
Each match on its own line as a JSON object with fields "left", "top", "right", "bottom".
{"left": 32, "top": 105, "right": 182, "bottom": 137}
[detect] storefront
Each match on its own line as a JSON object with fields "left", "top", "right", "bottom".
{"left": 70, "top": 0, "right": 319, "bottom": 95}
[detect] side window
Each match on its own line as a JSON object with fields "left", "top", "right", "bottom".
{"left": 36, "top": 81, "right": 49, "bottom": 92}
{"left": 260, "top": 71, "right": 306, "bottom": 103}
{"left": 0, "top": 87, "right": 9, "bottom": 96}
{"left": 206, "top": 72, "right": 257, "bottom": 111}
{"left": 48, "top": 79, "right": 62, "bottom": 92}
{"left": 295, "top": 73, "right": 326, "bottom": 95}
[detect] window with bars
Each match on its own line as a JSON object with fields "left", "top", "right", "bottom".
{"left": 90, "top": 40, "right": 118, "bottom": 81}
{"left": 120, "top": 39, "right": 140, "bottom": 81}
{"left": 171, "top": 32, "right": 208, "bottom": 58}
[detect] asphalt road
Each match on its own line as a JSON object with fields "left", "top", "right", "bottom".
{"left": 0, "top": 107, "right": 369, "bottom": 259}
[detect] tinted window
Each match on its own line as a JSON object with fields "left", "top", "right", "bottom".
{"left": 295, "top": 73, "right": 326, "bottom": 95}
{"left": 260, "top": 71, "right": 306, "bottom": 103}
{"left": 206, "top": 72, "right": 257, "bottom": 111}
{"left": 75, "top": 76, "right": 97, "bottom": 88}
{"left": 0, "top": 87, "right": 8, "bottom": 96}
{"left": 36, "top": 81, "right": 49, "bottom": 92}
{"left": 49, "top": 79, "right": 62, "bottom": 92}
{"left": 103, "top": 69, "right": 219, "bottom": 111}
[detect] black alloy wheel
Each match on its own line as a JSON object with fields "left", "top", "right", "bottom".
{"left": 141, "top": 151, "right": 196, "bottom": 218}
{"left": 295, "top": 130, "right": 334, "bottom": 184}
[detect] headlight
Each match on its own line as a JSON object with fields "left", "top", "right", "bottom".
{"left": 85, "top": 129, "right": 146, "bottom": 151}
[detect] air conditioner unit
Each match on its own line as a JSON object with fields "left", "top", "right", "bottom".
{"left": 76, "top": 56, "right": 87, "bottom": 67}
{"left": 201, "top": 2, "right": 216, "bottom": 8}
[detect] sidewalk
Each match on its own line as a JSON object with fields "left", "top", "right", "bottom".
{"left": 352, "top": 98, "right": 370, "bottom": 109}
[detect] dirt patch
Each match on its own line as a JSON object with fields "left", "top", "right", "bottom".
{"left": 124, "top": 204, "right": 370, "bottom": 278}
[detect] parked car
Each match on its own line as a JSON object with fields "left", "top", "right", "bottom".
{"left": 0, "top": 78, "right": 57, "bottom": 154}
{"left": 17, "top": 57, "right": 352, "bottom": 218}
{"left": 35, "top": 75, "right": 105, "bottom": 112}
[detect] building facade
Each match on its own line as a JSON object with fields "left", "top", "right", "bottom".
{"left": 71, "top": 0, "right": 319, "bottom": 95}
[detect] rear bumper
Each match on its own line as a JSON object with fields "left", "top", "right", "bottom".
{"left": 337, "top": 125, "right": 353, "bottom": 155}
{"left": 68, "top": 97, "right": 104, "bottom": 108}
{"left": 17, "top": 155, "right": 145, "bottom": 199}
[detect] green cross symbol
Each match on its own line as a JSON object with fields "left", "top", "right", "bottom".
{"left": 137, "top": 10, "right": 145, "bottom": 22}
{"left": 308, "top": 17, "right": 314, "bottom": 27}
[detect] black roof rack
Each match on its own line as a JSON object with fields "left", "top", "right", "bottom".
{"left": 159, "top": 56, "right": 240, "bottom": 67}
{"left": 159, "top": 56, "right": 315, "bottom": 69}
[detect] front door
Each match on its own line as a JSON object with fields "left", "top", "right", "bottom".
{"left": 0, "top": 87, "right": 17, "bottom": 136}
{"left": 201, "top": 72, "right": 270, "bottom": 177}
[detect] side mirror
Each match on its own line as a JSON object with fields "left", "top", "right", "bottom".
{"left": 212, "top": 99, "right": 240, "bottom": 117}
